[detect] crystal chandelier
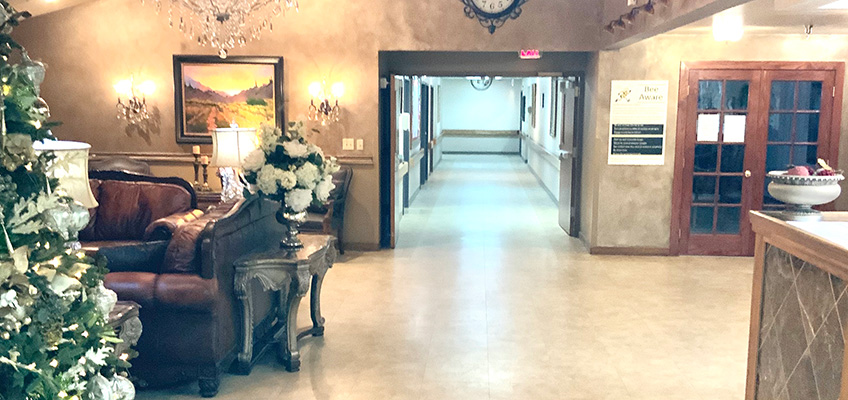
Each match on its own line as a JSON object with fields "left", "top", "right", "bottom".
{"left": 148, "top": 0, "right": 299, "bottom": 58}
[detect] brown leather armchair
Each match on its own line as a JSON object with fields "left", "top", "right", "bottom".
{"left": 98, "top": 193, "right": 283, "bottom": 397}
{"left": 301, "top": 166, "right": 352, "bottom": 253}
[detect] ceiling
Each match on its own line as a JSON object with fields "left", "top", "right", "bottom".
{"left": 671, "top": 0, "right": 848, "bottom": 35}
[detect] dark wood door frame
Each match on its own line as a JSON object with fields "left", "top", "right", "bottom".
{"left": 670, "top": 61, "right": 845, "bottom": 256}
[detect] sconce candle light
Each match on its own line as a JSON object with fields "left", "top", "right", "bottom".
{"left": 114, "top": 76, "right": 155, "bottom": 124}
{"left": 307, "top": 80, "right": 344, "bottom": 125}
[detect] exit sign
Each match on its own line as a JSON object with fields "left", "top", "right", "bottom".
{"left": 519, "top": 49, "right": 541, "bottom": 59}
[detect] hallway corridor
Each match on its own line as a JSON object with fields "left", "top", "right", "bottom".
{"left": 139, "top": 155, "right": 754, "bottom": 400}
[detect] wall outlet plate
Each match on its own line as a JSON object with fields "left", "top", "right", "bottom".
{"left": 356, "top": 139, "right": 364, "bottom": 151}
{"left": 342, "top": 138, "right": 354, "bottom": 150}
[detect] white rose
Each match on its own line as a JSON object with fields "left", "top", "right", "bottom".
{"left": 278, "top": 170, "right": 297, "bottom": 190}
{"left": 256, "top": 164, "right": 281, "bottom": 195}
{"left": 285, "top": 188, "right": 313, "bottom": 212}
{"left": 242, "top": 149, "right": 266, "bottom": 172}
{"left": 295, "top": 162, "right": 320, "bottom": 188}
{"left": 283, "top": 141, "right": 309, "bottom": 158}
{"left": 314, "top": 176, "right": 335, "bottom": 203}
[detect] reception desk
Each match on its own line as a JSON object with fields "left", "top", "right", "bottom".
{"left": 746, "top": 211, "right": 848, "bottom": 400}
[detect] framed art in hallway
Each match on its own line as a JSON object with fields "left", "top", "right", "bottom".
{"left": 530, "top": 83, "right": 537, "bottom": 128}
{"left": 173, "top": 55, "right": 284, "bottom": 144}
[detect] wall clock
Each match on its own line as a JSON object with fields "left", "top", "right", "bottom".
{"left": 469, "top": 76, "right": 493, "bottom": 91}
{"left": 461, "top": 0, "right": 528, "bottom": 34}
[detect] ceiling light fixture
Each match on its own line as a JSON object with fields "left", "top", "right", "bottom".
{"left": 819, "top": 0, "right": 848, "bottom": 9}
{"left": 147, "top": 0, "right": 299, "bottom": 58}
{"left": 712, "top": 13, "right": 744, "bottom": 42}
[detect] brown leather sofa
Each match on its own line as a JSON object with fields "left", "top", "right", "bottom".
{"left": 86, "top": 172, "right": 283, "bottom": 397}
{"left": 301, "top": 166, "right": 352, "bottom": 253}
{"left": 81, "top": 171, "right": 202, "bottom": 250}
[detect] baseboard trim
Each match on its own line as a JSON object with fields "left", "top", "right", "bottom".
{"left": 590, "top": 246, "right": 670, "bottom": 256}
{"left": 345, "top": 242, "right": 381, "bottom": 252}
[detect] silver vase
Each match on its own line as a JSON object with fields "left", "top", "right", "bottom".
{"left": 276, "top": 204, "right": 306, "bottom": 250}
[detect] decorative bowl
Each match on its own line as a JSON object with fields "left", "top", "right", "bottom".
{"left": 767, "top": 171, "right": 844, "bottom": 221}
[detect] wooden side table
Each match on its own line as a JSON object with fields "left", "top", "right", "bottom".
{"left": 196, "top": 191, "right": 222, "bottom": 211}
{"left": 233, "top": 235, "right": 337, "bottom": 374}
{"left": 108, "top": 301, "right": 142, "bottom": 357}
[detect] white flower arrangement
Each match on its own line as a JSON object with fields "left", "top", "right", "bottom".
{"left": 244, "top": 121, "right": 340, "bottom": 213}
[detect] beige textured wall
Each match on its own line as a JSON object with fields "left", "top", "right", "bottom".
{"left": 585, "top": 32, "right": 848, "bottom": 249}
{"left": 15, "top": 0, "right": 602, "bottom": 248}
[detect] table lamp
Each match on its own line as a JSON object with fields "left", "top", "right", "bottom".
{"left": 32, "top": 140, "right": 98, "bottom": 248}
{"left": 211, "top": 127, "right": 258, "bottom": 202}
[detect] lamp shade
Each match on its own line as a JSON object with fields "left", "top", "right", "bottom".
{"left": 211, "top": 128, "right": 258, "bottom": 168}
{"left": 32, "top": 140, "right": 98, "bottom": 208}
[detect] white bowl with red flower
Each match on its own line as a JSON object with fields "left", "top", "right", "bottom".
{"left": 767, "top": 159, "right": 844, "bottom": 221}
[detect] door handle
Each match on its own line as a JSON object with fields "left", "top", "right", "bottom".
{"left": 559, "top": 150, "right": 572, "bottom": 160}
{"left": 744, "top": 170, "right": 752, "bottom": 178}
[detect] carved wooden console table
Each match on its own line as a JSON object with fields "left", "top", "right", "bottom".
{"left": 233, "top": 235, "right": 337, "bottom": 374}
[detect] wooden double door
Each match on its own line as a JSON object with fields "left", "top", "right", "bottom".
{"left": 675, "top": 63, "right": 843, "bottom": 256}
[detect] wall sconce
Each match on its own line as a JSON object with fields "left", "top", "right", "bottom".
{"left": 307, "top": 80, "right": 344, "bottom": 125}
{"left": 114, "top": 76, "right": 155, "bottom": 124}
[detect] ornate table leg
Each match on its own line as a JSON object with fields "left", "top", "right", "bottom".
{"left": 309, "top": 269, "right": 327, "bottom": 336}
{"left": 233, "top": 273, "right": 254, "bottom": 375}
{"left": 277, "top": 284, "right": 303, "bottom": 372}
{"left": 278, "top": 269, "right": 312, "bottom": 372}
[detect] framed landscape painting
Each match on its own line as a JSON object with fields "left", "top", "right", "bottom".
{"left": 173, "top": 55, "right": 284, "bottom": 144}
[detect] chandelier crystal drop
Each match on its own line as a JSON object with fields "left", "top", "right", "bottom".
{"left": 149, "top": 0, "right": 299, "bottom": 58}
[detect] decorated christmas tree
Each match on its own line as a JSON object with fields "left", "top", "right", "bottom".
{"left": 0, "top": 1, "right": 134, "bottom": 399}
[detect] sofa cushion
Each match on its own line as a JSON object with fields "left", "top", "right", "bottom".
{"left": 105, "top": 272, "right": 157, "bottom": 309}
{"left": 87, "top": 240, "right": 168, "bottom": 274}
{"left": 154, "top": 274, "right": 218, "bottom": 312}
{"left": 84, "top": 180, "right": 193, "bottom": 241}
{"left": 161, "top": 219, "right": 208, "bottom": 274}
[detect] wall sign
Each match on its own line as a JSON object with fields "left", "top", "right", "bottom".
{"left": 608, "top": 80, "right": 668, "bottom": 165}
{"left": 519, "top": 49, "right": 541, "bottom": 59}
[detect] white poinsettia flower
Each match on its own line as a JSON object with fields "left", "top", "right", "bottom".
{"left": 242, "top": 149, "right": 265, "bottom": 172}
{"left": 285, "top": 188, "right": 313, "bottom": 212}
{"left": 84, "top": 347, "right": 112, "bottom": 366}
{"left": 49, "top": 273, "right": 81, "bottom": 295}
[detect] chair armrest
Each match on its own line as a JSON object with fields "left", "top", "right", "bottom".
{"left": 144, "top": 209, "right": 205, "bottom": 241}
{"left": 322, "top": 199, "right": 335, "bottom": 233}
{"left": 96, "top": 240, "right": 169, "bottom": 274}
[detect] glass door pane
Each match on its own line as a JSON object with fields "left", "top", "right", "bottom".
{"left": 690, "top": 79, "right": 749, "bottom": 235}
{"left": 763, "top": 80, "right": 822, "bottom": 211}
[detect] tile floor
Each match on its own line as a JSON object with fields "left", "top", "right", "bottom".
{"left": 138, "top": 154, "right": 755, "bottom": 400}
